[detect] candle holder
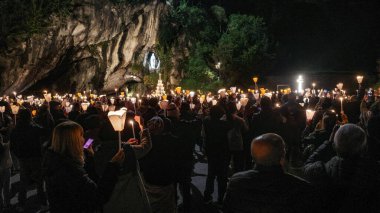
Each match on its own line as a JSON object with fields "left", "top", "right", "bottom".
{"left": 11, "top": 104, "right": 19, "bottom": 125}
{"left": 129, "top": 120, "right": 136, "bottom": 139}
{"left": 108, "top": 109, "right": 127, "bottom": 150}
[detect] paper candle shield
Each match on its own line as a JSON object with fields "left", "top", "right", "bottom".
{"left": 236, "top": 101, "right": 242, "bottom": 111}
{"left": 65, "top": 106, "right": 72, "bottom": 113}
{"left": 159, "top": 100, "right": 169, "bottom": 110}
{"left": 108, "top": 110, "right": 127, "bottom": 131}
{"left": 108, "top": 105, "right": 116, "bottom": 112}
{"left": 306, "top": 110, "right": 315, "bottom": 121}
{"left": 0, "top": 106, "right": 5, "bottom": 113}
{"left": 44, "top": 93, "right": 52, "bottom": 102}
{"left": 131, "top": 97, "right": 137, "bottom": 104}
{"left": 102, "top": 104, "right": 109, "bottom": 112}
{"left": 240, "top": 97, "right": 248, "bottom": 107}
{"left": 11, "top": 105, "right": 20, "bottom": 115}
{"left": 27, "top": 96, "right": 34, "bottom": 103}
{"left": 81, "top": 102, "right": 90, "bottom": 111}
{"left": 253, "top": 93, "right": 260, "bottom": 100}
{"left": 200, "top": 95, "right": 205, "bottom": 104}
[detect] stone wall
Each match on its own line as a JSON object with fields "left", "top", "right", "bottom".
{"left": 0, "top": 0, "right": 167, "bottom": 94}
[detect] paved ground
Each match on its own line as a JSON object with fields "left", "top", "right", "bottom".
{"left": 4, "top": 146, "right": 220, "bottom": 213}
{"left": 5, "top": 145, "right": 302, "bottom": 213}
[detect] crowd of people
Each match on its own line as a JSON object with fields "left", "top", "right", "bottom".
{"left": 0, "top": 87, "right": 379, "bottom": 212}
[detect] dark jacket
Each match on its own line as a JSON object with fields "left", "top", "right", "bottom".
{"left": 139, "top": 134, "right": 179, "bottom": 186}
{"left": 304, "top": 155, "right": 380, "bottom": 213}
{"left": 250, "top": 108, "right": 283, "bottom": 139}
{"left": 223, "top": 165, "right": 319, "bottom": 213}
{"left": 203, "top": 116, "right": 231, "bottom": 159}
{"left": 42, "top": 150, "right": 119, "bottom": 213}
{"left": 10, "top": 121, "right": 46, "bottom": 159}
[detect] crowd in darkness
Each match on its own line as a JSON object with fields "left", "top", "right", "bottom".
{"left": 0, "top": 90, "right": 380, "bottom": 213}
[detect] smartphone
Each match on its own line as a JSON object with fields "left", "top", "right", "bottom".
{"left": 83, "top": 138, "right": 94, "bottom": 149}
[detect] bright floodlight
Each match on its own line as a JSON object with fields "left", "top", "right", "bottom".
{"left": 296, "top": 75, "right": 304, "bottom": 93}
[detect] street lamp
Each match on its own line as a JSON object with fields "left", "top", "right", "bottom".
{"left": 253, "top": 77, "right": 258, "bottom": 91}
{"left": 215, "top": 62, "right": 221, "bottom": 80}
{"left": 312, "top": 83, "right": 316, "bottom": 95}
{"left": 356, "top": 75, "right": 364, "bottom": 97}
{"left": 356, "top": 75, "right": 363, "bottom": 86}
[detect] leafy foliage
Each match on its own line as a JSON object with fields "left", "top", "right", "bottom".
{"left": 158, "top": 1, "right": 274, "bottom": 89}
{"left": 214, "top": 14, "right": 272, "bottom": 85}
{"left": 0, "top": 0, "right": 74, "bottom": 39}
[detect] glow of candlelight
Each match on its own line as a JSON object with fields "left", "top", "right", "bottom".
{"left": 130, "top": 120, "right": 136, "bottom": 139}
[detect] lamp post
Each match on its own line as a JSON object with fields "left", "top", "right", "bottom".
{"left": 108, "top": 109, "right": 127, "bottom": 150}
{"left": 253, "top": 77, "right": 258, "bottom": 91}
{"left": 44, "top": 93, "right": 52, "bottom": 111}
{"left": 356, "top": 75, "right": 363, "bottom": 87}
{"left": 356, "top": 75, "right": 363, "bottom": 97}
{"left": 215, "top": 62, "right": 221, "bottom": 81}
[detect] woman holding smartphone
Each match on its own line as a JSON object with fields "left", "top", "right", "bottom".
{"left": 43, "top": 121, "right": 125, "bottom": 213}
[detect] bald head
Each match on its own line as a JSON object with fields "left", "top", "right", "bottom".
{"left": 251, "top": 133, "right": 286, "bottom": 166}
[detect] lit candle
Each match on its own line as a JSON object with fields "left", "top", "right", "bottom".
{"left": 339, "top": 97, "right": 344, "bottom": 113}
{"left": 130, "top": 120, "right": 136, "bottom": 139}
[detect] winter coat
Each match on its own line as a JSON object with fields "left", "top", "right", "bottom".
{"left": 0, "top": 135, "right": 12, "bottom": 170}
{"left": 223, "top": 165, "right": 320, "bottom": 213}
{"left": 42, "top": 149, "right": 119, "bottom": 213}
{"left": 139, "top": 134, "right": 179, "bottom": 186}
{"left": 250, "top": 108, "right": 283, "bottom": 139}
{"left": 203, "top": 116, "right": 231, "bottom": 159}
{"left": 304, "top": 155, "right": 380, "bottom": 213}
{"left": 10, "top": 121, "right": 46, "bottom": 159}
{"left": 227, "top": 114, "right": 248, "bottom": 151}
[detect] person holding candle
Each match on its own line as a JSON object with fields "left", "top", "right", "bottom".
{"left": 43, "top": 121, "right": 125, "bottom": 212}
{"left": 139, "top": 116, "right": 178, "bottom": 213}
{"left": 304, "top": 124, "right": 380, "bottom": 212}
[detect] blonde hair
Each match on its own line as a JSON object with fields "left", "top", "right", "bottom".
{"left": 51, "top": 121, "right": 84, "bottom": 164}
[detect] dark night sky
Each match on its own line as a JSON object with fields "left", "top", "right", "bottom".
{"left": 189, "top": 0, "right": 380, "bottom": 75}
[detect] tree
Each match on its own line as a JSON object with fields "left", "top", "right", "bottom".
{"left": 214, "top": 14, "right": 273, "bottom": 86}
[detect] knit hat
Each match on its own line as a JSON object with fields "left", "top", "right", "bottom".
{"left": 166, "top": 103, "right": 179, "bottom": 118}
{"left": 147, "top": 116, "right": 164, "bottom": 135}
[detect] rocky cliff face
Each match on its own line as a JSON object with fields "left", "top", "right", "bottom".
{"left": 0, "top": 0, "right": 167, "bottom": 94}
